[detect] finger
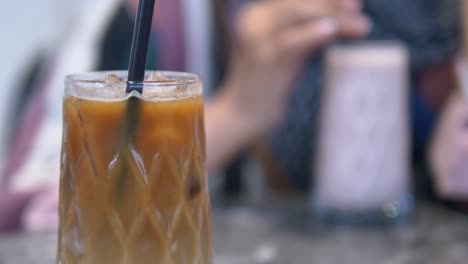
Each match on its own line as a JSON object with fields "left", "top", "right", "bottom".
{"left": 269, "top": 0, "right": 337, "bottom": 30}
{"left": 274, "top": 18, "right": 339, "bottom": 58}
{"left": 238, "top": 0, "right": 336, "bottom": 46}
{"left": 339, "top": 0, "right": 363, "bottom": 13}
{"left": 337, "top": 14, "right": 371, "bottom": 39}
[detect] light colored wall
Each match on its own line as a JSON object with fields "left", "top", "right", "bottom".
{"left": 0, "top": 0, "right": 56, "bottom": 167}
{"left": 0, "top": 0, "right": 95, "bottom": 171}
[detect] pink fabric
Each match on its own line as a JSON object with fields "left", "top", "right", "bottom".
{"left": 154, "top": 0, "right": 185, "bottom": 70}
{"left": 22, "top": 185, "right": 59, "bottom": 233}
{"left": 2, "top": 67, "right": 52, "bottom": 189}
{"left": 0, "top": 191, "right": 37, "bottom": 233}
{"left": 0, "top": 58, "right": 54, "bottom": 233}
{"left": 0, "top": 187, "right": 58, "bottom": 234}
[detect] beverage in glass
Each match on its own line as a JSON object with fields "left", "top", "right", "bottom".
{"left": 57, "top": 71, "right": 212, "bottom": 263}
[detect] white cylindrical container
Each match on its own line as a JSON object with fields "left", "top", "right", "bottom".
{"left": 313, "top": 42, "right": 413, "bottom": 223}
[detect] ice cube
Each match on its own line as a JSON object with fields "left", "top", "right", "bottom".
{"left": 147, "top": 72, "right": 169, "bottom": 82}
{"left": 104, "top": 74, "right": 121, "bottom": 83}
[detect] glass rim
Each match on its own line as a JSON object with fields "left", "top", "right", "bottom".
{"left": 66, "top": 70, "right": 201, "bottom": 87}
{"left": 326, "top": 40, "right": 408, "bottom": 68}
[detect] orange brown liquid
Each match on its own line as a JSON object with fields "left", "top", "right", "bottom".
{"left": 57, "top": 95, "right": 212, "bottom": 263}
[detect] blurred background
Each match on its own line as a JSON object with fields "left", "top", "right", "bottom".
{"left": 0, "top": 0, "right": 93, "bottom": 161}
{"left": 1, "top": 0, "right": 468, "bottom": 263}
{"left": 0, "top": 0, "right": 54, "bottom": 158}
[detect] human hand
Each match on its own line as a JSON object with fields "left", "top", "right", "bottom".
{"left": 205, "top": 0, "right": 369, "bottom": 170}
{"left": 430, "top": 91, "right": 468, "bottom": 201}
{"left": 220, "top": 0, "right": 370, "bottom": 138}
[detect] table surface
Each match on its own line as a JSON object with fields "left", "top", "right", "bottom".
{"left": 1, "top": 200, "right": 467, "bottom": 264}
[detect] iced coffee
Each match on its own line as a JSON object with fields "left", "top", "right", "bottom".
{"left": 57, "top": 71, "right": 212, "bottom": 263}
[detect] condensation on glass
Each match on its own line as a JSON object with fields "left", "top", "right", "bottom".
{"left": 57, "top": 71, "right": 212, "bottom": 263}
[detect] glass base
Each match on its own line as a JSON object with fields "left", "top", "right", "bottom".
{"left": 310, "top": 193, "right": 415, "bottom": 226}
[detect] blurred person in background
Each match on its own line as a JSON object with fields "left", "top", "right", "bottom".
{"left": 2, "top": 0, "right": 465, "bottom": 234}
{"left": 0, "top": 0, "right": 368, "bottom": 233}
{"left": 258, "top": 0, "right": 461, "bottom": 196}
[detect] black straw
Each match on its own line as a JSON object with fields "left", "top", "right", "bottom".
{"left": 115, "top": 0, "right": 156, "bottom": 202}
{"left": 126, "top": 0, "right": 156, "bottom": 93}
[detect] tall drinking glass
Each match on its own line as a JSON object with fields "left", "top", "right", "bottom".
{"left": 57, "top": 71, "right": 212, "bottom": 263}
{"left": 313, "top": 42, "right": 413, "bottom": 224}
